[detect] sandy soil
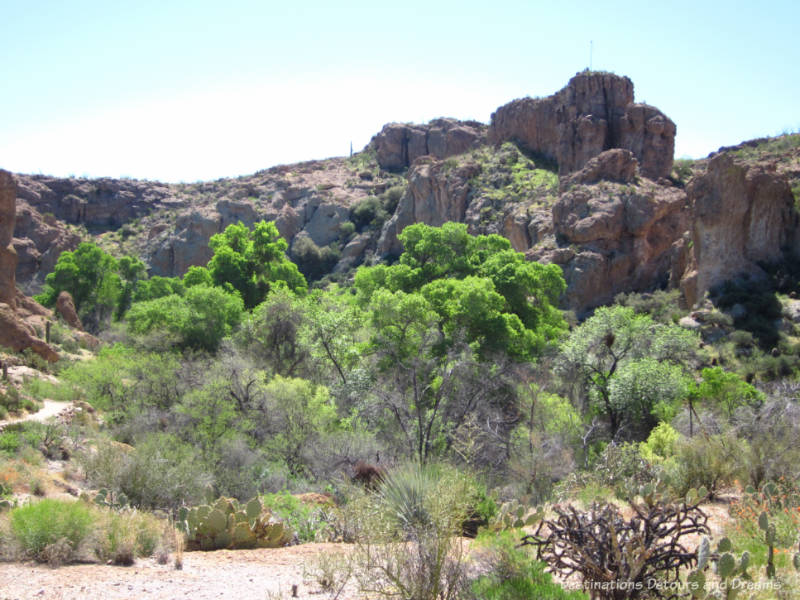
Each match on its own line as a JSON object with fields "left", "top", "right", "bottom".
{"left": 0, "top": 543, "right": 363, "bottom": 600}
{"left": 0, "top": 399, "right": 72, "bottom": 431}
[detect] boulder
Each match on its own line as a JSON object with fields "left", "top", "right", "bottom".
{"left": 55, "top": 291, "right": 83, "bottom": 331}
{"left": 0, "top": 303, "right": 58, "bottom": 362}
{"left": 489, "top": 72, "right": 675, "bottom": 180}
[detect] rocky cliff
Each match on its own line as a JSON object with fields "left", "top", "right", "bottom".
{"left": 488, "top": 71, "right": 675, "bottom": 180}
{"left": 0, "top": 170, "right": 59, "bottom": 361}
{"left": 680, "top": 153, "right": 798, "bottom": 307}
{"left": 6, "top": 73, "right": 800, "bottom": 317}
{"left": 372, "top": 118, "right": 487, "bottom": 171}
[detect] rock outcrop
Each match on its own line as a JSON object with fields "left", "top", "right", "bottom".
{"left": 56, "top": 291, "right": 83, "bottom": 331}
{"left": 0, "top": 171, "right": 17, "bottom": 307}
{"left": 680, "top": 153, "right": 798, "bottom": 307}
{"left": 530, "top": 158, "right": 688, "bottom": 313}
{"left": 377, "top": 157, "right": 480, "bottom": 256}
{"left": 0, "top": 170, "right": 58, "bottom": 361}
{"left": 489, "top": 71, "right": 675, "bottom": 180}
{"left": 562, "top": 149, "right": 638, "bottom": 188}
{"left": 15, "top": 175, "right": 176, "bottom": 230}
{"left": 13, "top": 201, "right": 82, "bottom": 292}
{"left": 372, "top": 118, "right": 486, "bottom": 171}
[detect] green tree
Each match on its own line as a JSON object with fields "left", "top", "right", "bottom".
{"left": 207, "top": 221, "right": 307, "bottom": 308}
{"left": 257, "top": 376, "right": 337, "bottom": 477}
{"left": 695, "top": 366, "right": 764, "bottom": 417}
{"left": 236, "top": 288, "right": 309, "bottom": 377}
{"left": 354, "top": 223, "right": 565, "bottom": 360}
{"left": 132, "top": 276, "right": 185, "bottom": 302}
{"left": 182, "top": 265, "right": 213, "bottom": 288}
{"left": 301, "top": 288, "right": 364, "bottom": 385}
{"left": 36, "top": 242, "right": 121, "bottom": 330}
{"left": 558, "top": 305, "right": 698, "bottom": 439}
{"left": 126, "top": 285, "right": 244, "bottom": 352}
{"left": 115, "top": 255, "right": 148, "bottom": 319}
{"left": 365, "top": 288, "right": 513, "bottom": 463}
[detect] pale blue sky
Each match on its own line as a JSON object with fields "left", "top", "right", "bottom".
{"left": 1, "top": 1, "right": 798, "bottom": 182}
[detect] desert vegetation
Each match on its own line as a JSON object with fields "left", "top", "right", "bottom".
{"left": 3, "top": 212, "right": 800, "bottom": 599}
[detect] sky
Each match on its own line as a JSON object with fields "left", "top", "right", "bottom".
{"left": 1, "top": 0, "right": 798, "bottom": 183}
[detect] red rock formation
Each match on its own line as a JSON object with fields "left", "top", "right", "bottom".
{"left": 55, "top": 291, "right": 83, "bottom": 331}
{"left": 680, "top": 153, "right": 798, "bottom": 307}
{"left": 377, "top": 157, "right": 480, "bottom": 256}
{"left": 372, "top": 118, "right": 486, "bottom": 171}
{"left": 0, "top": 170, "right": 59, "bottom": 361}
{"left": 489, "top": 72, "right": 675, "bottom": 180}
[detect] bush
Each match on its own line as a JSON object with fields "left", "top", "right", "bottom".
{"left": 291, "top": 236, "right": 340, "bottom": 282}
{"left": 351, "top": 196, "right": 389, "bottom": 231}
{"left": 9, "top": 499, "right": 95, "bottom": 563}
{"left": 665, "top": 433, "right": 746, "bottom": 499}
{"left": 522, "top": 500, "right": 709, "bottom": 600}
{"left": 592, "top": 442, "right": 657, "bottom": 500}
{"left": 262, "top": 491, "right": 328, "bottom": 543}
{"left": 79, "top": 435, "right": 211, "bottom": 511}
{"left": 126, "top": 285, "right": 244, "bottom": 352}
{"left": 349, "top": 463, "right": 475, "bottom": 600}
{"left": 470, "top": 530, "right": 587, "bottom": 600}
{"left": 93, "top": 508, "right": 168, "bottom": 565}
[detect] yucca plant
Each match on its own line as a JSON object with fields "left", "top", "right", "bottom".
{"left": 378, "top": 463, "right": 440, "bottom": 533}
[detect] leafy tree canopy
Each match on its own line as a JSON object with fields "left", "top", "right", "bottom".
{"left": 558, "top": 305, "right": 699, "bottom": 438}
{"left": 35, "top": 242, "right": 122, "bottom": 330}
{"left": 126, "top": 285, "right": 244, "bottom": 352}
{"left": 207, "top": 221, "right": 307, "bottom": 308}
{"left": 354, "top": 223, "right": 566, "bottom": 359}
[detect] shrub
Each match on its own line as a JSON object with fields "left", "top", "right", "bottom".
{"left": 262, "top": 491, "right": 328, "bottom": 543}
{"left": 351, "top": 196, "right": 389, "bottom": 231}
{"left": 591, "top": 442, "right": 657, "bottom": 501}
{"left": 665, "top": 433, "right": 746, "bottom": 499}
{"left": 291, "top": 237, "right": 340, "bottom": 282}
{"left": 522, "top": 499, "right": 709, "bottom": 600}
{"left": 79, "top": 435, "right": 211, "bottom": 511}
{"left": 470, "top": 530, "right": 587, "bottom": 600}
{"left": 639, "top": 422, "right": 679, "bottom": 464}
{"left": 93, "top": 508, "right": 171, "bottom": 565}
{"left": 9, "top": 499, "right": 95, "bottom": 563}
{"left": 350, "top": 463, "right": 474, "bottom": 600}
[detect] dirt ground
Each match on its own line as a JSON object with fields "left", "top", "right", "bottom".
{"left": 0, "top": 543, "right": 363, "bottom": 600}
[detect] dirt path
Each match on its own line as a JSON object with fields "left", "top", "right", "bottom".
{"left": 0, "top": 366, "right": 72, "bottom": 432}
{"left": 0, "top": 399, "right": 72, "bottom": 430}
{"left": 0, "top": 544, "right": 364, "bottom": 600}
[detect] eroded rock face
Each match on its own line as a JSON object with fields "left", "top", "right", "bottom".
{"left": 534, "top": 171, "right": 687, "bottom": 314}
{"left": 15, "top": 175, "right": 175, "bottom": 230}
{"left": 377, "top": 157, "right": 480, "bottom": 256}
{"left": 0, "top": 170, "right": 17, "bottom": 307}
{"left": 13, "top": 201, "right": 82, "bottom": 293}
{"left": 562, "top": 149, "right": 638, "bottom": 188}
{"left": 489, "top": 72, "right": 675, "bottom": 180}
{"left": 372, "top": 118, "right": 486, "bottom": 171}
{"left": 0, "top": 170, "right": 59, "bottom": 361}
{"left": 680, "top": 153, "right": 798, "bottom": 307}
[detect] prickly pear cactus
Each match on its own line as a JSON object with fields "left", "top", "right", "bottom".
{"left": 177, "top": 496, "right": 293, "bottom": 551}
{"left": 487, "top": 500, "right": 542, "bottom": 532}
{"left": 688, "top": 536, "right": 753, "bottom": 600}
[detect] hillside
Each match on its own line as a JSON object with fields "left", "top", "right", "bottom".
{"left": 3, "top": 71, "right": 800, "bottom": 600}
{"left": 6, "top": 72, "right": 800, "bottom": 321}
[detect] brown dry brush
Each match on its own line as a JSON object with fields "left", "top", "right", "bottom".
{"left": 521, "top": 500, "right": 709, "bottom": 600}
